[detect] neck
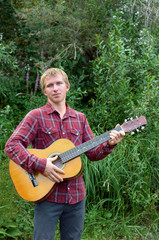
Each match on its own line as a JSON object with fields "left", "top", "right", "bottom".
{"left": 49, "top": 100, "right": 66, "bottom": 118}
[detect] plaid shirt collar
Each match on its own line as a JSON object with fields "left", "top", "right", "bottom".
{"left": 45, "top": 102, "right": 76, "bottom": 118}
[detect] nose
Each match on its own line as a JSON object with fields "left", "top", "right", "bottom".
{"left": 53, "top": 84, "right": 58, "bottom": 91}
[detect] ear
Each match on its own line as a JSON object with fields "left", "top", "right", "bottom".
{"left": 43, "top": 88, "right": 47, "bottom": 97}
{"left": 66, "top": 84, "right": 70, "bottom": 92}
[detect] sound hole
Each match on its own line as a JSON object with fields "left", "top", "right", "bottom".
{"left": 48, "top": 152, "right": 66, "bottom": 170}
{"left": 54, "top": 157, "right": 65, "bottom": 169}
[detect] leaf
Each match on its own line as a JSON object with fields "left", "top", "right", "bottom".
{"left": 7, "top": 228, "right": 21, "bottom": 238}
{"left": 0, "top": 228, "right": 6, "bottom": 236}
{"left": 104, "top": 211, "right": 112, "bottom": 219}
{"left": 4, "top": 222, "right": 17, "bottom": 228}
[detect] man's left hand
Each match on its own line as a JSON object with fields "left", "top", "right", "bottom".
{"left": 108, "top": 124, "right": 125, "bottom": 146}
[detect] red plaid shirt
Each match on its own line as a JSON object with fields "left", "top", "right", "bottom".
{"left": 5, "top": 102, "right": 115, "bottom": 204}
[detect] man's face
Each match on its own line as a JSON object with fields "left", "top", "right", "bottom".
{"left": 43, "top": 74, "right": 70, "bottom": 105}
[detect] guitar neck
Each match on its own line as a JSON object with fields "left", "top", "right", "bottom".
{"left": 59, "top": 126, "right": 122, "bottom": 163}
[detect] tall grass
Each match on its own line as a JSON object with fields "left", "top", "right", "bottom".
{"left": 83, "top": 131, "right": 159, "bottom": 238}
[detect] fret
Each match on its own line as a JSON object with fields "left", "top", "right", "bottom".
{"left": 60, "top": 126, "right": 122, "bottom": 163}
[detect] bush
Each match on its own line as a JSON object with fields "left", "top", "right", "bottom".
{"left": 89, "top": 12, "right": 159, "bottom": 133}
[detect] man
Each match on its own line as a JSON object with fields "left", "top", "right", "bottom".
{"left": 5, "top": 68, "right": 125, "bottom": 240}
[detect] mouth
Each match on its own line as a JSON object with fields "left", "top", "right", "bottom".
{"left": 53, "top": 93, "right": 60, "bottom": 97}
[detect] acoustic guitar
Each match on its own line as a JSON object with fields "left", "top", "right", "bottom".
{"left": 9, "top": 116, "right": 147, "bottom": 203}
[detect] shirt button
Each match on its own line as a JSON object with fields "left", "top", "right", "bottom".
{"left": 68, "top": 187, "right": 70, "bottom": 190}
{"left": 48, "top": 131, "right": 51, "bottom": 134}
{"left": 62, "top": 132, "right": 65, "bottom": 135}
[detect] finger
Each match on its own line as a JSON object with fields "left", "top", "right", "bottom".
{"left": 53, "top": 164, "right": 65, "bottom": 175}
{"left": 114, "top": 125, "right": 125, "bottom": 136}
{"left": 109, "top": 131, "right": 125, "bottom": 145}
{"left": 110, "top": 131, "right": 119, "bottom": 139}
{"left": 48, "top": 173, "right": 63, "bottom": 183}
{"left": 47, "top": 157, "right": 65, "bottom": 175}
{"left": 49, "top": 166, "right": 64, "bottom": 181}
{"left": 120, "top": 131, "right": 125, "bottom": 137}
{"left": 48, "top": 155, "right": 58, "bottom": 162}
{"left": 108, "top": 139, "right": 116, "bottom": 146}
{"left": 110, "top": 130, "right": 125, "bottom": 138}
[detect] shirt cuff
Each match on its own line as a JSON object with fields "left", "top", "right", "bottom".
{"left": 36, "top": 158, "right": 47, "bottom": 173}
{"left": 103, "top": 141, "right": 117, "bottom": 150}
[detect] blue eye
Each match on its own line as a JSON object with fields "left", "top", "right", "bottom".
{"left": 47, "top": 84, "right": 53, "bottom": 88}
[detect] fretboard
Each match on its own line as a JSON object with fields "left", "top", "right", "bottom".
{"left": 59, "top": 126, "right": 122, "bottom": 163}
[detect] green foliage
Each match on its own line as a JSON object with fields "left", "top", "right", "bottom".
{"left": 0, "top": 38, "right": 22, "bottom": 106}
{"left": 0, "top": 220, "right": 21, "bottom": 239}
{"left": 0, "top": 0, "right": 18, "bottom": 41}
{"left": 0, "top": 105, "right": 15, "bottom": 149}
{"left": 83, "top": 132, "right": 159, "bottom": 213}
{"left": 84, "top": 207, "right": 158, "bottom": 240}
{"left": 0, "top": 40, "right": 17, "bottom": 70}
{"left": 83, "top": 132, "right": 159, "bottom": 239}
{"left": 11, "top": 0, "right": 112, "bottom": 59}
{"left": 89, "top": 9, "right": 159, "bottom": 132}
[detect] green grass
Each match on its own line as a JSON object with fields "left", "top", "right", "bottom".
{"left": 83, "top": 207, "right": 159, "bottom": 240}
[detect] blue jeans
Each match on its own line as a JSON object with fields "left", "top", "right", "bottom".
{"left": 33, "top": 199, "right": 85, "bottom": 240}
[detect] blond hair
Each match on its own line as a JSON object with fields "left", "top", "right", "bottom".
{"left": 40, "top": 68, "right": 70, "bottom": 92}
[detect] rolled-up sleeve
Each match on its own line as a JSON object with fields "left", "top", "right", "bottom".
{"left": 5, "top": 111, "right": 46, "bottom": 173}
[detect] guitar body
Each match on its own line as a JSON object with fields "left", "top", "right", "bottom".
{"left": 9, "top": 139, "right": 83, "bottom": 202}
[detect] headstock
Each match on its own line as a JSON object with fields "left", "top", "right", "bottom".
{"left": 121, "top": 116, "right": 147, "bottom": 133}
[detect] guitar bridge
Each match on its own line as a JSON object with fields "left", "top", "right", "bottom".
{"left": 28, "top": 173, "right": 38, "bottom": 187}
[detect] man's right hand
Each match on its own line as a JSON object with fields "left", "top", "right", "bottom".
{"left": 43, "top": 156, "right": 65, "bottom": 183}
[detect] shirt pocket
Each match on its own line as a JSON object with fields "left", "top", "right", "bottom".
{"left": 67, "top": 128, "right": 81, "bottom": 145}
{"left": 41, "top": 127, "right": 60, "bottom": 146}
